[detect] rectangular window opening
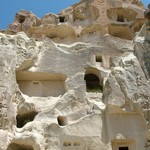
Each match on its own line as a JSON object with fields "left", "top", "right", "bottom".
{"left": 96, "top": 55, "right": 102, "bottom": 62}
{"left": 117, "top": 15, "right": 124, "bottom": 22}
{"left": 119, "top": 146, "right": 129, "bottom": 150}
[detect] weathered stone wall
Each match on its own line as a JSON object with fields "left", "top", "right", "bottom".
{"left": 0, "top": 1, "right": 150, "bottom": 150}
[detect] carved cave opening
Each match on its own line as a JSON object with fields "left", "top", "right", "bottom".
{"left": 63, "top": 141, "right": 71, "bottom": 147}
{"left": 119, "top": 147, "right": 129, "bottom": 150}
{"left": 96, "top": 55, "right": 102, "bottom": 62}
{"left": 18, "top": 16, "right": 26, "bottom": 23}
{"left": 112, "top": 139, "right": 135, "bottom": 150}
{"left": 84, "top": 74, "right": 103, "bottom": 92}
{"left": 16, "top": 72, "right": 66, "bottom": 97}
{"left": 57, "top": 116, "right": 68, "bottom": 126}
{"left": 7, "top": 143, "right": 34, "bottom": 150}
{"left": 16, "top": 111, "right": 38, "bottom": 128}
{"left": 95, "top": 55, "right": 104, "bottom": 67}
{"left": 107, "top": 8, "right": 137, "bottom": 23}
{"left": 59, "top": 16, "right": 65, "bottom": 23}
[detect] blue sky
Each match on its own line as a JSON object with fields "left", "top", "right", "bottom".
{"left": 0, "top": 0, "right": 148, "bottom": 30}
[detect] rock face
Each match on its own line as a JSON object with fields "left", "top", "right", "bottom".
{"left": 0, "top": 0, "right": 150, "bottom": 150}
{"left": 5, "top": 0, "right": 145, "bottom": 43}
{"left": 134, "top": 5, "right": 150, "bottom": 79}
{"left": 7, "top": 10, "right": 41, "bottom": 34}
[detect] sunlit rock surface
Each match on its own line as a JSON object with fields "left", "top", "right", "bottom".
{"left": 0, "top": 0, "right": 150, "bottom": 150}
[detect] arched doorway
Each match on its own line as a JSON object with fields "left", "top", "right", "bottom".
{"left": 84, "top": 74, "right": 103, "bottom": 92}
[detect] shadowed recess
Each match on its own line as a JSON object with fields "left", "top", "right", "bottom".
{"left": 16, "top": 111, "right": 38, "bottom": 128}
{"left": 7, "top": 143, "right": 34, "bottom": 150}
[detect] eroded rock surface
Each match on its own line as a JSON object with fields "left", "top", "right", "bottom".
{"left": 0, "top": 0, "right": 150, "bottom": 150}
{"left": 3, "top": 0, "right": 145, "bottom": 43}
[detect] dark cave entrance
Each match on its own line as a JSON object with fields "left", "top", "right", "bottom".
{"left": 117, "top": 14, "right": 124, "bottom": 22}
{"left": 84, "top": 74, "right": 103, "bottom": 92}
{"left": 119, "top": 147, "right": 129, "bottom": 150}
{"left": 59, "top": 16, "right": 65, "bottom": 23}
{"left": 16, "top": 111, "right": 38, "bottom": 128}
{"left": 18, "top": 16, "right": 26, "bottom": 23}
{"left": 57, "top": 116, "right": 67, "bottom": 126}
{"left": 7, "top": 143, "right": 34, "bottom": 150}
{"left": 95, "top": 55, "right": 102, "bottom": 62}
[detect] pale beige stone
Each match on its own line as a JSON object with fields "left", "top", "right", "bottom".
{"left": 0, "top": 1, "right": 149, "bottom": 150}
{"left": 5, "top": 0, "right": 145, "bottom": 43}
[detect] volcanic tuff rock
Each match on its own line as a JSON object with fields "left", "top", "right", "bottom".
{"left": 4, "top": 0, "right": 145, "bottom": 43}
{"left": 0, "top": 0, "right": 150, "bottom": 150}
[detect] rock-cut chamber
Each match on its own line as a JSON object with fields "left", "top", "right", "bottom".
{"left": 7, "top": 143, "right": 34, "bottom": 150}
{"left": 16, "top": 71, "right": 66, "bottom": 97}
{"left": 84, "top": 73, "right": 103, "bottom": 92}
{"left": 16, "top": 111, "right": 38, "bottom": 128}
{"left": 119, "top": 147, "right": 129, "bottom": 150}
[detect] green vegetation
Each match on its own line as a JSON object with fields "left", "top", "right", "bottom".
{"left": 86, "top": 86, "right": 103, "bottom": 93}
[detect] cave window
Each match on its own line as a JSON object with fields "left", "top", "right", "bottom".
{"left": 74, "top": 142, "right": 81, "bottom": 146}
{"left": 18, "top": 16, "right": 26, "bottom": 23}
{"left": 59, "top": 16, "right": 65, "bottom": 23}
{"left": 16, "top": 111, "right": 38, "bottom": 128}
{"left": 96, "top": 55, "right": 102, "bottom": 62}
{"left": 84, "top": 74, "right": 103, "bottom": 92}
{"left": 119, "top": 147, "right": 129, "bottom": 150}
{"left": 63, "top": 142, "right": 71, "bottom": 147}
{"left": 57, "top": 116, "right": 67, "bottom": 126}
{"left": 117, "top": 14, "right": 124, "bottom": 22}
{"left": 7, "top": 143, "right": 34, "bottom": 150}
{"left": 95, "top": 55, "right": 103, "bottom": 67}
